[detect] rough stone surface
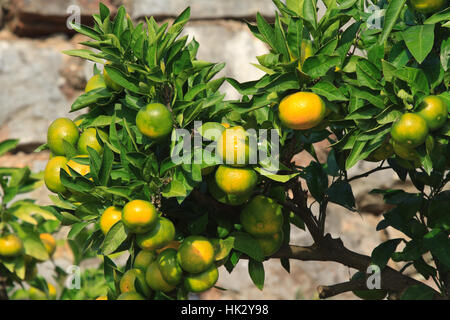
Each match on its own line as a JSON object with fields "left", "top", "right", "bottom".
{"left": 10, "top": 0, "right": 117, "bottom": 36}
{"left": 130, "top": 0, "right": 278, "bottom": 20}
{"left": 0, "top": 32, "right": 85, "bottom": 145}
{"left": 182, "top": 20, "right": 268, "bottom": 100}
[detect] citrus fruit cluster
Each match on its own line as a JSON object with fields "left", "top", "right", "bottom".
{"left": 44, "top": 115, "right": 109, "bottom": 193}
{"left": 390, "top": 95, "right": 448, "bottom": 166}
{"left": 0, "top": 232, "right": 56, "bottom": 283}
{"left": 112, "top": 236, "right": 218, "bottom": 300}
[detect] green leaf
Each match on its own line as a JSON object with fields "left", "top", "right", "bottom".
{"left": 402, "top": 24, "right": 435, "bottom": 64}
{"left": 102, "top": 221, "right": 128, "bottom": 255}
{"left": 423, "top": 229, "right": 450, "bottom": 268}
{"left": 0, "top": 139, "right": 19, "bottom": 157}
{"left": 254, "top": 167, "right": 299, "bottom": 183}
{"left": 302, "top": 55, "right": 340, "bottom": 78}
{"left": 311, "top": 81, "right": 348, "bottom": 101}
{"left": 197, "top": 122, "right": 225, "bottom": 141}
{"left": 69, "top": 21, "right": 101, "bottom": 40}
{"left": 401, "top": 284, "right": 435, "bottom": 300}
{"left": 68, "top": 222, "right": 92, "bottom": 240}
{"left": 63, "top": 49, "right": 105, "bottom": 63}
{"left": 302, "top": 161, "right": 328, "bottom": 201}
{"left": 378, "top": 0, "right": 407, "bottom": 45}
{"left": 248, "top": 260, "right": 265, "bottom": 290}
{"left": 232, "top": 232, "right": 264, "bottom": 262}
{"left": 9, "top": 203, "right": 57, "bottom": 225}
{"left": 71, "top": 88, "right": 113, "bottom": 112}
{"left": 256, "top": 13, "right": 276, "bottom": 50}
{"left": 371, "top": 238, "right": 402, "bottom": 270}
{"left": 104, "top": 66, "right": 140, "bottom": 93}
{"left": 99, "top": 146, "right": 114, "bottom": 186}
{"left": 424, "top": 7, "right": 450, "bottom": 24}
{"left": 326, "top": 181, "right": 355, "bottom": 211}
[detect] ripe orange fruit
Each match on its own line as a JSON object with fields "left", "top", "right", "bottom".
{"left": 122, "top": 200, "right": 158, "bottom": 234}
{"left": 66, "top": 155, "right": 90, "bottom": 177}
{"left": 119, "top": 268, "right": 151, "bottom": 297}
{"left": 216, "top": 126, "right": 251, "bottom": 166}
{"left": 208, "top": 175, "right": 252, "bottom": 206}
{"left": 391, "top": 113, "right": 429, "bottom": 148}
{"left": 134, "top": 250, "right": 157, "bottom": 271}
{"left": 99, "top": 206, "right": 122, "bottom": 235}
{"left": 177, "top": 236, "right": 215, "bottom": 274}
{"left": 278, "top": 92, "right": 326, "bottom": 130}
{"left": 409, "top": 0, "right": 447, "bottom": 14}
{"left": 184, "top": 265, "right": 219, "bottom": 293}
{"left": 240, "top": 195, "right": 284, "bottom": 237}
{"left": 145, "top": 261, "right": 176, "bottom": 293}
{"left": 214, "top": 165, "right": 258, "bottom": 196}
{"left": 85, "top": 74, "right": 106, "bottom": 93}
{"left": 416, "top": 95, "right": 448, "bottom": 131}
{"left": 47, "top": 118, "right": 79, "bottom": 156}
{"left": 157, "top": 248, "right": 183, "bottom": 286}
{"left": 44, "top": 156, "right": 68, "bottom": 193}
{"left": 39, "top": 233, "right": 56, "bottom": 257}
{"left": 351, "top": 271, "right": 387, "bottom": 300}
{"left": 255, "top": 231, "right": 284, "bottom": 257}
{"left": 0, "top": 234, "right": 23, "bottom": 257}
{"left": 136, "top": 217, "right": 175, "bottom": 251}
{"left": 77, "top": 128, "right": 108, "bottom": 155}
{"left": 116, "top": 292, "right": 145, "bottom": 300}
{"left": 136, "top": 103, "right": 174, "bottom": 140}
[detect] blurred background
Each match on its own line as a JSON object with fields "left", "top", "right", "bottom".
{"left": 0, "top": 0, "right": 431, "bottom": 299}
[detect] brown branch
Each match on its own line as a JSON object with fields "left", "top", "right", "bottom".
{"left": 0, "top": 275, "right": 8, "bottom": 300}
{"left": 317, "top": 279, "right": 366, "bottom": 299}
{"left": 271, "top": 241, "right": 442, "bottom": 299}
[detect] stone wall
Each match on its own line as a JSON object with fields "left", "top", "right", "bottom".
{"left": 0, "top": 0, "right": 431, "bottom": 300}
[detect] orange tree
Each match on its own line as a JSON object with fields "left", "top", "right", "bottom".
{"left": 40, "top": 0, "right": 449, "bottom": 300}
{"left": 0, "top": 139, "right": 62, "bottom": 300}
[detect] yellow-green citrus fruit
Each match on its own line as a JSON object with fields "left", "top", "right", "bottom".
{"left": 392, "top": 140, "right": 421, "bottom": 161}
{"left": 44, "top": 156, "right": 68, "bottom": 193}
{"left": 28, "top": 283, "right": 56, "bottom": 300}
{"left": 255, "top": 231, "right": 284, "bottom": 257}
{"left": 119, "top": 268, "right": 151, "bottom": 297}
{"left": 184, "top": 265, "right": 219, "bottom": 293}
{"left": 77, "top": 128, "right": 108, "bottom": 155}
{"left": 177, "top": 236, "right": 215, "bottom": 274}
{"left": 39, "top": 233, "right": 56, "bottom": 257}
{"left": 351, "top": 271, "right": 387, "bottom": 300}
{"left": 278, "top": 92, "right": 326, "bottom": 130}
{"left": 103, "top": 66, "right": 122, "bottom": 91}
{"left": 390, "top": 113, "right": 429, "bottom": 148}
{"left": 208, "top": 175, "right": 252, "bottom": 206}
{"left": 66, "top": 155, "right": 90, "bottom": 177}
{"left": 367, "top": 139, "right": 394, "bottom": 162}
{"left": 145, "top": 261, "right": 176, "bottom": 293}
{"left": 134, "top": 250, "right": 157, "bottom": 272}
{"left": 99, "top": 206, "right": 122, "bottom": 235}
{"left": 215, "top": 165, "right": 258, "bottom": 196}
{"left": 216, "top": 126, "right": 250, "bottom": 166}
{"left": 122, "top": 200, "right": 159, "bottom": 234}
{"left": 85, "top": 74, "right": 106, "bottom": 93}
{"left": 96, "top": 296, "right": 108, "bottom": 300}
{"left": 416, "top": 95, "right": 448, "bottom": 131}
{"left": 136, "top": 103, "right": 174, "bottom": 140}
{"left": 136, "top": 217, "right": 175, "bottom": 251}
{"left": 240, "top": 195, "right": 284, "bottom": 237}
{"left": 157, "top": 248, "right": 183, "bottom": 286}
{"left": 47, "top": 118, "right": 79, "bottom": 156}
{"left": 116, "top": 292, "right": 145, "bottom": 300}
{"left": 0, "top": 234, "right": 24, "bottom": 257}
{"left": 409, "top": 0, "right": 447, "bottom": 14}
